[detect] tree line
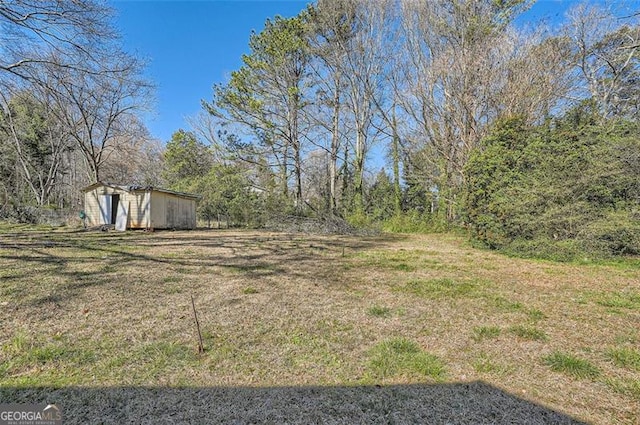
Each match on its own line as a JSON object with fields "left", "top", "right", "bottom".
{"left": 1, "top": 0, "right": 638, "bottom": 257}
{"left": 172, "top": 0, "right": 637, "bottom": 256}
{"left": 0, "top": 0, "right": 159, "bottom": 222}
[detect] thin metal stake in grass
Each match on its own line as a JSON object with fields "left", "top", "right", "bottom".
{"left": 191, "top": 294, "right": 204, "bottom": 354}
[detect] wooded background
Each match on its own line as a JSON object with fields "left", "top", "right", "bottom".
{"left": 1, "top": 0, "right": 638, "bottom": 258}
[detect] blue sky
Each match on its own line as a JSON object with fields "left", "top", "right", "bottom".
{"left": 113, "top": 1, "right": 309, "bottom": 143}
{"left": 111, "top": 0, "right": 635, "bottom": 144}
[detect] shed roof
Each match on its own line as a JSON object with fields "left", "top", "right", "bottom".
{"left": 82, "top": 182, "right": 201, "bottom": 200}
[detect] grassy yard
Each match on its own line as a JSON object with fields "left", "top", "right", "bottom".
{"left": 0, "top": 224, "right": 638, "bottom": 424}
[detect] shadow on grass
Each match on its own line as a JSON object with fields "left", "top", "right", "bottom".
{"left": 0, "top": 227, "right": 406, "bottom": 308}
{"left": 0, "top": 381, "right": 586, "bottom": 424}
{"left": 0, "top": 228, "right": 398, "bottom": 288}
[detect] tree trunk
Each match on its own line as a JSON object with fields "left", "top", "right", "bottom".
{"left": 329, "top": 74, "right": 341, "bottom": 215}
{"left": 391, "top": 109, "right": 402, "bottom": 215}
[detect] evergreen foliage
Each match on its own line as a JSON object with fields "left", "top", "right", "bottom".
{"left": 162, "top": 130, "right": 213, "bottom": 184}
{"left": 464, "top": 110, "right": 640, "bottom": 259}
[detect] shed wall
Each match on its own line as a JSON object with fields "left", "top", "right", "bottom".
{"left": 84, "top": 186, "right": 129, "bottom": 227}
{"left": 84, "top": 186, "right": 151, "bottom": 228}
{"left": 127, "top": 191, "right": 151, "bottom": 228}
{"left": 150, "top": 192, "right": 196, "bottom": 229}
{"left": 84, "top": 185, "right": 196, "bottom": 229}
{"left": 150, "top": 192, "right": 166, "bottom": 229}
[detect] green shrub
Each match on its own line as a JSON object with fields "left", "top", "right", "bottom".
{"left": 464, "top": 115, "right": 640, "bottom": 261}
{"left": 346, "top": 210, "right": 377, "bottom": 229}
{"left": 581, "top": 214, "right": 640, "bottom": 256}
{"left": 381, "top": 212, "right": 448, "bottom": 234}
{"left": 503, "top": 238, "right": 587, "bottom": 262}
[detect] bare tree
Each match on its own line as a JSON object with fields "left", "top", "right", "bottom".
{"left": 0, "top": 0, "right": 115, "bottom": 85}
{"left": 44, "top": 53, "right": 151, "bottom": 182}
{"left": 396, "top": 0, "right": 534, "bottom": 220}
{"left": 0, "top": 0, "right": 153, "bottom": 212}
{"left": 100, "top": 116, "right": 163, "bottom": 186}
{"left": 0, "top": 89, "right": 71, "bottom": 206}
{"left": 301, "top": 149, "right": 331, "bottom": 211}
{"left": 309, "top": 0, "right": 390, "bottom": 214}
{"left": 493, "top": 30, "right": 573, "bottom": 122}
{"left": 341, "top": 1, "right": 392, "bottom": 213}
{"left": 305, "top": 0, "right": 356, "bottom": 214}
{"left": 564, "top": 2, "right": 640, "bottom": 119}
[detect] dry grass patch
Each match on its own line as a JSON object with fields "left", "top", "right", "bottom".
{"left": 607, "top": 378, "right": 640, "bottom": 400}
{"left": 472, "top": 352, "right": 512, "bottom": 376}
{"left": 596, "top": 291, "right": 640, "bottom": 310}
{"left": 607, "top": 347, "right": 640, "bottom": 371}
{"left": 241, "top": 286, "right": 259, "bottom": 295}
{"left": 526, "top": 308, "right": 546, "bottom": 321}
{"left": 0, "top": 226, "right": 639, "bottom": 423}
{"left": 367, "top": 305, "right": 392, "bottom": 318}
{"left": 399, "top": 277, "right": 481, "bottom": 299}
{"left": 508, "top": 325, "right": 548, "bottom": 341}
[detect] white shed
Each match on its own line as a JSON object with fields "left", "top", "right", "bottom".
{"left": 82, "top": 182, "right": 199, "bottom": 230}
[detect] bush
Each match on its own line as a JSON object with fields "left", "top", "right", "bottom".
{"left": 0, "top": 205, "right": 40, "bottom": 224}
{"left": 345, "top": 209, "right": 377, "bottom": 230}
{"left": 503, "top": 238, "right": 587, "bottom": 262}
{"left": 464, "top": 114, "right": 640, "bottom": 260}
{"left": 580, "top": 213, "right": 640, "bottom": 256}
{"left": 381, "top": 212, "right": 448, "bottom": 234}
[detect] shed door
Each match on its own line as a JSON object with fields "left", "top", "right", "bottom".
{"left": 115, "top": 201, "right": 129, "bottom": 231}
{"left": 110, "top": 194, "right": 120, "bottom": 225}
{"left": 99, "top": 195, "right": 111, "bottom": 225}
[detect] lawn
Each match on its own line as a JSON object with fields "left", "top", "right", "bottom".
{"left": 0, "top": 224, "right": 638, "bottom": 424}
